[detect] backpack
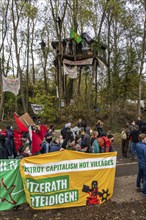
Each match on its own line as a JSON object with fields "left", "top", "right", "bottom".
{"left": 120, "top": 130, "right": 127, "bottom": 140}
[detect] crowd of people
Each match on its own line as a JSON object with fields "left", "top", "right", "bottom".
{"left": 0, "top": 119, "right": 115, "bottom": 159}
{"left": 120, "top": 116, "right": 146, "bottom": 197}
{"left": 0, "top": 117, "right": 146, "bottom": 198}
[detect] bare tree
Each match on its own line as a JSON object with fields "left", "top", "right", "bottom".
{"left": 11, "top": 0, "right": 26, "bottom": 111}
{"left": 0, "top": 0, "right": 10, "bottom": 119}
{"left": 138, "top": 0, "right": 146, "bottom": 115}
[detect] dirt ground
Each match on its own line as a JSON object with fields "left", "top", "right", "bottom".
{"left": 1, "top": 175, "right": 146, "bottom": 220}
{"left": 1, "top": 198, "right": 146, "bottom": 220}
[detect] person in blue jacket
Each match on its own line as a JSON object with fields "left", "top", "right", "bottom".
{"left": 136, "top": 133, "right": 146, "bottom": 197}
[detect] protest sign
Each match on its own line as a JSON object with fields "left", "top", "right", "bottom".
{"left": 2, "top": 76, "right": 20, "bottom": 96}
{"left": 19, "top": 112, "right": 35, "bottom": 127}
{"left": 63, "top": 58, "right": 93, "bottom": 66}
{"left": 0, "top": 159, "right": 26, "bottom": 210}
{"left": 31, "top": 104, "right": 44, "bottom": 115}
{"left": 20, "top": 151, "right": 117, "bottom": 210}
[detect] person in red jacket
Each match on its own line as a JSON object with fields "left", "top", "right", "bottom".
{"left": 98, "top": 133, "right": 111, "bottom": 153}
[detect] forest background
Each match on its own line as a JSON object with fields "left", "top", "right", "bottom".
{"left": 0, "top": 0, "right": 146, "bottom": 131}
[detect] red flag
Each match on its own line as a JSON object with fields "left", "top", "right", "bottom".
{"left": 31, "top": 131, "right": 42, "bottom": 155}
{"left": 39, "top": 125, "right": 48, "bottom": 139}
{"left": 14, "top": 113, "right": 28, "bottom": 132}
{"left": 13, "top": 130, "right": 23, "bottom": 152}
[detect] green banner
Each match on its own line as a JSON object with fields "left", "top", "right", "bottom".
{"left": 0, "top": 159, "right": 26, "bottom": 210}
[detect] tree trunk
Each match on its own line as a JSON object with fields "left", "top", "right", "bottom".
{"left": 94, "top": 59, "right": 98, "bottom": 106}
{"left": 0, "top": 0, "right": 10, "bottom": 118}
{"left": 26, "top": 17, "right": 30, "bottom": 111}
{"left": 49, "top": 0, "right": 68, "bottom": 107}
{"left": 78, "top": 66, "right": 82, "bottom": 96}
{"left": 31, "top": 20, "right": 35, "bottom": 99}
{"left": 138, "top": 3, "right": 146, "bottom": 115}
{"left": 85, "top": 73, "right": 88, "bottom": 107}
{"left": 12, "top": 0, "right": 26, "bottom": 112}
{"left": 0, "top": 58, "right": 4, "bottom": 119}
{"left": 43, "top": 56, "right": 48, "bottom": 95}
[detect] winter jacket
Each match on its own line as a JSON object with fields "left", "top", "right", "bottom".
{"left": 81, "top": 133, "right": 91, "bottom": 152}
{"left": 130, "top": 130, "right": 139, "bottom": 143}
{"left": 136, "top": 141, "right": 146, "bottom": 167}
{"left": 98, "top": 136, "right": 111, "bottom": 152}
{"left": 5, "top": 128, "right": 15, "bottom": 156}
{"left": 0, "top": 135, "right": 8, "bottom": 159}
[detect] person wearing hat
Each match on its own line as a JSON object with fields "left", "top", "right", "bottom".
{"left": 17, "top": 144, "right": 32, "bottom": 159}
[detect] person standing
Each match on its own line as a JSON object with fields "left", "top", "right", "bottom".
{"left": 5, "top": 126, "right": 16, "bottom": 158}
{"left": 80, "top": 127, "right": 91, "bottom": 153}
{"left": 136, "top": 116, "right": 143, "bottom": 132}
{"left": 130, "top": 121, "right": 136, "bottom": 132}
{"left": 77, "top": 118, "right": 87, "bottom": 131}
{"left": 136, "top": 133, "right": 146, "bottom": 197}
{"left": 120, "top": 126, "right": 130, "bottom": 158}
{"left": 107, "top": 134, "right": 114, "bottom": 152}
{"left": 96, "top": 120, "right": 104, "bottom": 137}
{"left": 91, "top": 131, "right": 100, "bottom": 153}
{"left": 0, "top": 134, "right": 8, "bottom": 159}
{"left": 130, "top": 125, "right": 139, "bottom": 160}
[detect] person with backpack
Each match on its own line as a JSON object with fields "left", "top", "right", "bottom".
{"left": 120, "top": 126, "right": 130, "bottom": 158}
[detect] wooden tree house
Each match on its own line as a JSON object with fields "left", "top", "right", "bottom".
{"left": 51, "top": 33, "right": 108, "bottom": 107}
